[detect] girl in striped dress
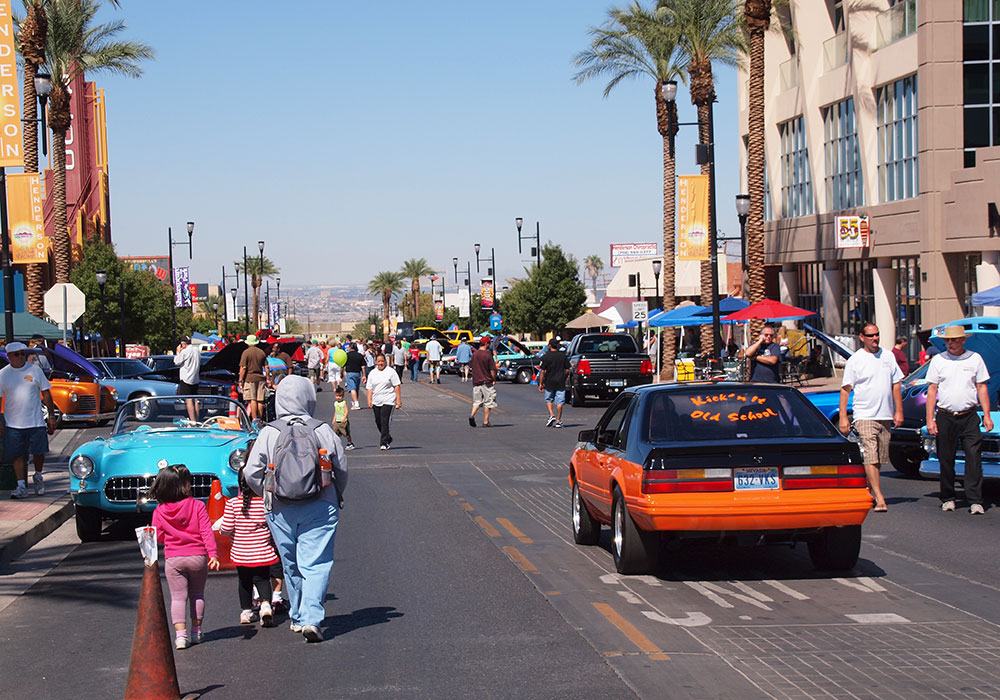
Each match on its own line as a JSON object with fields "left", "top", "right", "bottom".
{"left": 220, "top": 468, "right": 281, "bottom": 627}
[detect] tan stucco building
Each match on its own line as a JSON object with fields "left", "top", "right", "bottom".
{"left": 738, "top": 0, "right": 1000, "bottom": 360}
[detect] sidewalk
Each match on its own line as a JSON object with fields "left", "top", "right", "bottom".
{"left": 0, "top": 428, "right": 79, "bottom": 565}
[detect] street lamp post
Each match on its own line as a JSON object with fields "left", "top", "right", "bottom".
{"left": 514, "top": 218, "right": 541, "bottom": 267}
{"left": 275, "top": 277, "right": 281, "bottom": 328}
{"left": 257, "top": 241, "right": 265, "bottom": 332}
{"left": 167, "top": 222, "right": 194, "bottom": 350}
{"left": 96, "top": 270, "right": 107, "bottom": 354}
{"left": 652, "top": 259, "right": 662, "bottom": 313}
{"left": 221, "top": 265, "right": 230, "bottom": 337}
{"left": 212, "top": 302, "right": 218, "bottom": 332}
{"left": 265, "top": 281, "right": 271, "bottom": 331}
{"left": 452, "top": 257, "right": 458, "bottom": 285}
{"left": 118, "top": 278, "right": 125, "bottom": 358}
{"left": 25, "top": 72, "right": 51, "bottom": 157}
{"left": 736, "top": 194, "right": 751, "bottom": 274}
{"left": 242, "top": 248, "right": 250, "bottom": 335}
{"left": 474, "top": 243, "right": 481, "bottom": 273}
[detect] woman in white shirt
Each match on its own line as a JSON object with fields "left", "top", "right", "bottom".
{"left": 365, "top": 354, "right": 401, "bottom": 450}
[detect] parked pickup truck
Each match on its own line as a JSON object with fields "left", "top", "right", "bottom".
{"left": 565, "top": 333, "right": 654, "bottom": 407}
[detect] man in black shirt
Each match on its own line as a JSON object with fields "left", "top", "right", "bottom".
{"left": 538, "top": 337, "right": 571, "bottom": 427}
{"left": 342, "top": 343, "right": 367, "bottom": 409}
{"left": 743, "top": 324, "right": 782, "bottom": 383}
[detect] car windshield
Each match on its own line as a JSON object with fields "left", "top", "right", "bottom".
{"left": 642, "top": 386, "right": 838, "bottom": 442}
{"left": 414, "top": 329, "right": 447, "bottom": 341}
{"left": 901, "top": 361, "right": 930, "bottom": 388}
{"left": 102, "top": 358, "right": 159, "bottom": 378}
{"left": 113, "top": 396, "right": 251, "bottom": 435}
{"left": 577, "top": 335, "right": 639, "bottom": 354}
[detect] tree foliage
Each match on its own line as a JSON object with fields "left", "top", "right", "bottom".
{"left": 500, "top": 244, "right": 586, "bottom": 337}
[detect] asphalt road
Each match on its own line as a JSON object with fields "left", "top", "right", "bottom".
{"left": 2, "top": 373, "right": 1000, "bottom": 699}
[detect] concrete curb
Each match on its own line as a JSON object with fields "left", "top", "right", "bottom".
{"left": 0, "top": 496, "right": 75, "bottom": 566}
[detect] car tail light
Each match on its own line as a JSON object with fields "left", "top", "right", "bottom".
{"left": 642, "top": 468, "right": 734, "bottom": 494}
{"left": 640, "top": 359, "right": 653, "bottom": 375}
{"left": 576, "top": 359, "right": 591, "bottom": 376}
{"left": 782, "top": 465, "right": 867, "bottom": 489}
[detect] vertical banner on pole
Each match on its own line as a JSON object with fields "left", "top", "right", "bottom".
{"left": 480, "top": 280, "right": 494, "bottom": 310}
{"left": 677, "top": 175, "right": 710, "bottom": 261}
{"left": 7, "top": 173, "right": 45, "bottom": 262}
{"left": 226, "top": 293, "right": 237, "bottom": 322}
{"left": 269, "top": 302, "right": 279, "bottom": 328}
{"left": 173, "top": 267, "right": 191, "bottom": 307}
{"left": 458, "top": 293, "right": 470, "bottom": 318}
{"left": 0, "top": 1, "right": 22, "bottom": 168}
{"left": 434, "top": 300, "right": 443, "bottom": 320}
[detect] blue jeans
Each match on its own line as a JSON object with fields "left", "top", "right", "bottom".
{"left": 266, "top": 499, "right": 339, "bottom": 627}
{"left": 409, "top": 361, "right": 419, "bottom": 382}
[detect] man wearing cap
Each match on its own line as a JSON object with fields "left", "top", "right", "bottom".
{"left": 239, "top": 335, "right": 268, "bottom": 421}
{"left": 538, "top": 337, "right": 571, "bottom": 428}
{"left": 0, "top": 342, "right": 57, "bottom": 499}
{"left": 174, "top": 335, "right": 201, "bottom": 421}
{"left": 926, "top": 325, "right": 992, "bottom": 514}
{"left": 468, "top": 336, "right": 497, "bottom": 427}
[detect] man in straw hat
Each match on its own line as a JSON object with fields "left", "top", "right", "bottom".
{"left": 926, "top": 325, "right": 992, "bottom": 514}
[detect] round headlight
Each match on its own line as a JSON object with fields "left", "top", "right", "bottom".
{"left": 109, "top": 387, "right": 118, "bottom": 400}
{"left": 229, "top": 449, "right": 247, "bottom": 472}
{"left": 69, "top": 391, "right": 78, "bottom": 403}
{"left": 70, "top": 454, "right": 94, "bottom": 479}
{"left": 922, "top": 436, "right": 936, "bottom": 454}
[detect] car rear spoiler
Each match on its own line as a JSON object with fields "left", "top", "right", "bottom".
{"left": 644, "top": 440, "right": 862, "bottom": 470}
{"left": 803, "top": 323, "right": 852, "bottom": 360}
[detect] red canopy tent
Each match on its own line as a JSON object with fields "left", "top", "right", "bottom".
{"left": 722, "top": 299, "right": 816, "bottom": 323}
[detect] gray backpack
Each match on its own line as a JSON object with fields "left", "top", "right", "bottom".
{"left": 268, "top": 416, "right": 326, "bottom": 503}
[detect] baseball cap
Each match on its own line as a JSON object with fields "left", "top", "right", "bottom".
{"left": 6, "top": 341, "right": 27, "bottom": 353}
{"left": 548, "top": 337, "right": 561, "bottom": 349}
{"left": 480, "top": 336, "right": 490, "bottom": 346}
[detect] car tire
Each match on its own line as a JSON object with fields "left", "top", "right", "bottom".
{"left": 570, "top": 384, "right": 586, "bottom": 408}
{"left": 75, "top": 505, "right": 103, "bottom": 542}
{"left": 611, "top": 486, "right": 658, "bottom": 575}
{"left": 807, "top": 525, "right": 861, "bottom": 571}
{"left": 516, "top": 367, "right": 532, "bottom": 385}
{"left": 94, "top": 419, "right": 111, "bottom": 427}
{"left": 889, "top": 444, "right": 923, "bottom": 478}
{"left": 131, "top": 394, "right": 157, "bottom": 422}
{"left": 572, "top": 480, "right": 600, "bottom": 545}
{"left": 41, "top": 404, "right": 62, "bottom": 428}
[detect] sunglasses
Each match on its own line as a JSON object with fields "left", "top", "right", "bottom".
{"left": 7, "top": 351, "right": 25, "bottom": 356}
{"left": 862, "top": 332, "right": 880, "bottom": 337}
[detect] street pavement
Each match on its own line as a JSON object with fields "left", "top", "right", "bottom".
{"left": 1, "top": 372, "right": 1000, "bottom": 698}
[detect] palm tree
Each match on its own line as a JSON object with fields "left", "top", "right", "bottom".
{"left": 367, "top": 271, "right": 404, "bottom": 341}
{"left": 243, "top": 256, "right": 278, "bottom": 332}
{"left": 400, "top": 257, "right": 434, "bottom": 318}
{"left": 575, "top": 1, "right": 683, "bottom": 379}
{"left": 583, "top": 254, "right": 604, "bottom": 297}
{"left": 43, "top": 0, "right": 153, "bottom": 282}
{"left": 665, "top": 0, "right": 744, "bottom": 356}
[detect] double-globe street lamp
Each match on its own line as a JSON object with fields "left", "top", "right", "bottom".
{"left": 167, "top": 222, "right": 194, "bottom": 349}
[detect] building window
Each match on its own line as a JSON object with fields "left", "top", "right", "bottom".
{"left": 892, "top": 257, "right": 921, "bottom": 367}
{"left": 797, "top": 262, "right": 824, "bottom": 326}
{"left": 963, "top": 0, "right": 1000, "bottom": 166}
{"left": 877, "top": 75, "right": 919, "bottom": 202}
{"left": 841, "top": 259, "right": 875, "bottom": 337}
{"left": 763, "top": 155, "right": 773, "bottom": 222}
{"left": 823, "top": 97, "right": 864, "bottom": 210}
{"left": 963, "top": 252, "right": 983, "bottom": 316}
{"left": 780, "top": 116, "right": 814, "bottom": 218}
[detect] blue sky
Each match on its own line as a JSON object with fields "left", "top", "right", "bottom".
{"left": 89, "top": 0, "right": 741, "bottom": 289}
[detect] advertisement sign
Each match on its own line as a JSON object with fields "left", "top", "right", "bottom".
{"left": 122, "top": 256, "right": 170, "bottom": 283}
{"left": 125, "top": 344, "right": 150, "bottom": 359}
{"left": 610, "top": 243, "right": 658, "bottom": 268}
{"left": 434, "top": 299, "right": 443, "bottom": 321}
{"left": 677, "top": 175, "right": 710, "bottom": 261}
{"left": 490, "top": 313, "right": 502, "bottom": 331}
{"left": 459, "top": 293, "right": 470, "bottom": 318}
{"left": 7, "top": 173, "right": 47, "bottom": 263}
{"left": 226, "top": 292, "right": 237, "bottom": 322}
{"left": 481, "top": 280, "right": 494, "bottom": 310}
{"left": 269, "top": 302, "right": 279, "bottom": 328}
{"left": 0, "top": 1, "right": 22, "bottom": 167}
{"left": 173, "top": 266, "right": 191, "bottom": 308}
{"left": 835, "top": 215, "right": 870, "bottom": 249}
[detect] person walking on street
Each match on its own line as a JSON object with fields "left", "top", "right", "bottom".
{"left": 455, "top": 338, "right": 473, "bottom": 383}
{"left": 332, "top": 387, "right": 354, "bottom": 450}
{"left": 174, "top": 335, "right": 201, "bottom": 422}
{"left": 538, "top": 337, "right": 571, "bottom": 428}
{"left": 245, "top": 375, "right": 347, "bottom": 642}
{"left": 408, "top": 344, "right": 420, "bottom": 383}
{"left": 926, "top": 325, "right": 992, "bottom": 514}
{"left": 892, "top": 337, "right": 910, "bottom": 376}
{"left": 239, "top": 335, "right": 268, "bottom": 421}
{"left": 305, "top": 340, "right": 325, "bottom": 391}
{"left": 366, "top": 354, "right": 402, "bottom": 450}
{"left": 391, "top": 340, "right": 407, "bottom": 380}
{"left": 425, "top": 337, "right": 444, "bottom": 384}
{"left": 469, "top": 337, "right": 497, "bottom": 427}
{"left": 326, "top": 344, "right": 344, "bottom": 391}
{"left": 838, "top": 323, "right": 904, "bottom": 512}
{"left": 0, "top": 342, "right": 57, "bottom": 499}
{"left": 343, "top": 343, "right": 366, "bottom": 410}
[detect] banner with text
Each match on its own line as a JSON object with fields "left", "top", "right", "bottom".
{"left": 226, "top": 292, "right": 237, "bottom": 322}
{"left": 677, "top": 175, "right": 709, "bottom": 261}
{"left": 0, "top": 1, "right": 22, "bottom": 167}
{"left": 835, "top": 215, "right": 870, "bottom": 249}
{"left": 610, "top": 242, "right": 658, "bottom": 267}
{"left": 434, "top": 299, "right": 443, "bottom": 320}
{"left": 480, "top": 280, "right": 494, "bottom": 310}
{"left": 7, "top": 173, "right": 47, "bottom": 263}
{"left": 173, "top": 267, "right": 191, "bottom": 308}
{"left": 270, "top": 302, "right": 279, "bottom": 328}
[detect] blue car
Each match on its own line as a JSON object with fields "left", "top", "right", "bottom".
{"left": 91, "top": 357, "right": 188, "bottom": 420}
{"left": 68, "top": 396, "right": 254, "bottom": 541}
{"left": 919, "top": 411, "right": 1000, "bottom": 481}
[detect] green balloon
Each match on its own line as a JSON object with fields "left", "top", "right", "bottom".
{"left": 332, "top": 348, "right": 348, "bottom": 367}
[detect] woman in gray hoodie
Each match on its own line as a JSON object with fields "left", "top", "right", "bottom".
{"left": 245, "top": 375, "right": 347, "bottom": 642}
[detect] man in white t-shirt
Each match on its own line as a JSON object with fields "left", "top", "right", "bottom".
{"left": 839, "top": 323, "right": 903, "bottom": 512}
{"left": 424, "top": 338, "right": 443, "bottom": 384}
{"left": 173, "top": 335, "right": 201, "bottom": 421}
{"left": 926, "top": 325, "right": 992, "bottom": 514}
{"left": 304, "top": 340, "right": 325, "bottom": 390}
{"left": 0, "top": 342, "right": 57, "bottom": 499}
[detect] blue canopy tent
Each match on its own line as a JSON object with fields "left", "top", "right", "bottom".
{"left": 648, "top": 305, "right": 709, "bottom": 327}
{"left": 971, "top": 285, "right": 1000, "bottom": 306}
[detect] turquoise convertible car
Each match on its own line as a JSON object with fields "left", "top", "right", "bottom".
{"left": 68, "top": 396, "right": 254, "bottom": 541}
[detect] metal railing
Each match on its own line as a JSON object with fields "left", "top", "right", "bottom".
{"left": 823, "top": 33, "right": 848, "bottom": 71}
{"left": 877, "top": 0, "right": 917, "bottom": 49}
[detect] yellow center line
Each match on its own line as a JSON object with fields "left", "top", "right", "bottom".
{"left": 502, "top": 545, "right": 539, "bottom": 573}
{"left": 592, "top": 602, "right": 669, "bottom": 661}
{"left": 474, "top": 515, "right": 501, "bottom": 537}
{"left": 460, "top": 502, "right": 474, "bottom": 512}
{"left": 496, "top": 518, "right": 533, "bottom": 544}
{"left": 420, "top": 382, "right": 504, "bottom": 413}
{"left": 448, "top": 489, "right": 458, "bottom": 496}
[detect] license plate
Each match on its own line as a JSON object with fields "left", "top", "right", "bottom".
{"left": 734, "top": 467, "right": 779, "bottom": 490}
{"left": 607, "top": 379, "right": 625, "bottom": 387}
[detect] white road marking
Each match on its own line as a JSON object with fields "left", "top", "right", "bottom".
{"left": 857, "top": 577, "right": 887, "bottom": 592}
{"left": 834, "top": 577, "right": 884, "bottom": 593}
{"left": 685, "top": 581, "right": 734, "bottom": 608}
{"left": 729, "top": 581, "right": 774, "bottom": 603}
{"left": 700, "top": 582, "right": 773, "bottom": 611}
{"left": 739, "top": 615, "right": 752, "bottom": 621}
{"left": 761, "top": 579, "right": 810, "bottom": 600}
{"left": 642, "top": 610, "right": 712, "bottom": 627}
{"left": 617, "top": 590, "right": 643, "bottom": 605}
{"left": 600, "top": 573, "right": 662, "bottom": 587}
{"left": 846, "top": 613, "right": 910, "bottom": 624}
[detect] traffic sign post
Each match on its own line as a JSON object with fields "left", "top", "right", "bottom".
{"left": 44, "top": 282, "right": 86, "bottom": 344}
{"left": 631, "top": 301, "right": 648, "bottom": 322}
{"left": 490, "top": 313, "right": 502, "bottom": 331}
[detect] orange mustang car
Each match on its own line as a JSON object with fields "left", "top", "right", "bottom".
{"left": 570, "top": 382, "right": 871, "bottom": 575}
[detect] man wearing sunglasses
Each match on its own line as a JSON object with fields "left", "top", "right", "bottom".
{"left": 743, "top": 324, "right": 782, "bottom": 383}
{"left": 0, "top": 342, "right": 58, "bottom": 499}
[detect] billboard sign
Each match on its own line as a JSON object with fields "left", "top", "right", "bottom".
{"left": 610, "top": 242, "right": 658, "bottom": 268}
{"left": 835, "top": 215, "right": 870, "bottom": 249}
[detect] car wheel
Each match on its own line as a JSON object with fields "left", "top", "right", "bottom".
{"left": 41, "top": 404, "right": 62, "bottom": 428}
{"left": 611, "top": 486, "right": 658, "bottom": 575}
{"left": 807, "top": 525, "right": 861, "bottom": 571}
{"left": 75, "top": 505, "right": 103, "bottom": 542}
{"left": 131, "top": 394, "right": 157, "bottom": 422}
{"left": 570, "top": 383, "right": 585, "bottom": 408}
{"left": 889, "top": 444, "right": 923, "bottom": 478}
{"left": 94, "top": 419, "right": 111, "bottom": 427}
{"left": 516, "top": 367, "right": 532, "bottom": 385}
{"left": 572, "top": 480, "right": 600, "bottom": 545}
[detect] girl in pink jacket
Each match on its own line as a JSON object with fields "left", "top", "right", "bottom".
{"left": 150, "top": 465, "right": 219, "bottom": 650}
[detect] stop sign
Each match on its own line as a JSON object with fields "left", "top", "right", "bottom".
{"left": 44, "top": 283, "right": 86, "bottom": 329}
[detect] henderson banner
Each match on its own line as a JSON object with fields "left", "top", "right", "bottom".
{"left": 480, "top": 279, "right": 494, "bottom": 310}
{"left": 173, "top": 267, "right": 191, "bottom": 308}
{"left": 7, "top": 173, "right": 47, "bottom": 263}
{"left": 0, "top": 1, "right": 22, "bottom": 168}
{"left": 677, "top": 175, "right": 710, "bottom": 261}
{"left": 434, "top": 299, "right": 443, "bottom": 321}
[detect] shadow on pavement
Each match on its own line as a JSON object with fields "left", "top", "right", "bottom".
{"left": 323, "top": 605, "right": 403, "bottom": 638}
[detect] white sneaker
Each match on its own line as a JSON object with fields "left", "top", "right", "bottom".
{"left": 289, "top": 622, "right": 303, "bottom": 633}
{"left": 379, "top": 444, "right": 388, "bottom": 450}
{"left": 259, "top": 601, "right": 274, "bottom": 627}
{"left": 302, "top": 625, "right": 323, "bottom": 643}
{"left": 970, "top": 503, "right": 985, "bottom": 515}
{"left": 175, "top": 636, "right": 189, "bottom": 650}
{"left": 545, "top": 416, "right": 556, "bottom": 427}
{"left": 941, "top": 500, "right": 956, "bottom": 512}
{"left": 352, "top": 402, "right": 361, "bottom": 410}
{"left": 32, "top": 473, "right": 44, "bottom": 496}
{"left": 10, "top": 483, "right": 29, "bottom": 499}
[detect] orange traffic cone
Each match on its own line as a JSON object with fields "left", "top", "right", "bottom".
{"left": 228, "top": 386, "right": 239, "bottom": 418}
{"left": 207, "top": 479, "right": 235, "bottom": 570}
{"left": 123, "top": 561, "right": 184, "bottom": 700}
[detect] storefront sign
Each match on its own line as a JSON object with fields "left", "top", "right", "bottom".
{"left": 7, "top": 173, "right": 47, "bottom": 263}
{"left": 610, "top": 242, "right": 658, "bottom": 267}
{"left": 678, "top": 175, "right": 709, "bottom": 261}
{"left": 835, "top": 215, "right": 870, "bottom": 249}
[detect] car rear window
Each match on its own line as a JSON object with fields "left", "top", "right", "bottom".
{"left": 577, "top": 336, "right": 639, "bottom": 354}
{"left": 643, "top": 387, "right": 838, "bottom": 442}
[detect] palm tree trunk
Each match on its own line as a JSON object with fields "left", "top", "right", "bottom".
{"left": 21, "top": 65, "right": 45, "bottom": 316}
{"left": 696, "top": 101, "right": 714, "bottom": 357}
{"left": 657, "top": 83, "right": 677, "bottom": 381}
{"left": 382, "top": 293, "right": 391, "bottom": 341}
{"left": 745, "top": 2, "right": 770, "bottom": 338}
{"left": 50, "top": 128, "right": 71, "bottom": 283}
{"left": 412, "top": 279, "right": 420, "bottom": 317}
